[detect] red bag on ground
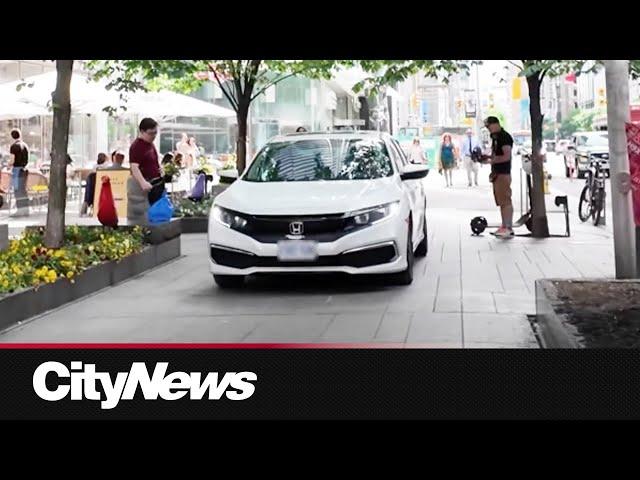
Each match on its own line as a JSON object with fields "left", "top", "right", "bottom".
{"left": 97, "top": 176, "right": 118, "bottom": 227}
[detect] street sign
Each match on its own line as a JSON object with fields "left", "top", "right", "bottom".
{"left": 94, "top": 169, "right": 130, "bottom": 220}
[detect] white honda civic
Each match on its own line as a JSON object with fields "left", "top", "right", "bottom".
{"left": 207, "top": 131, "right": 429, "bottom": 288}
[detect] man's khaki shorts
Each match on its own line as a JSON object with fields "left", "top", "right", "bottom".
{"left": 492, "top": 174, "right": 512, "bottom": 207}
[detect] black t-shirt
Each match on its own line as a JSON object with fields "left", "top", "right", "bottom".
{"left": 10, "top": 141, "right": 29, "bottom": 168}
{"left": 490, "top": 129, "right": 513, "bottom": 175}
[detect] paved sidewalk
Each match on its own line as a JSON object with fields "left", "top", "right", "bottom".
{"left": 0, "top": 158, "right": 615, "bottom": 346}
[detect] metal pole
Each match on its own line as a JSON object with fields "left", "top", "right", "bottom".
{"left": 475, "top": 63, "right": 482, "bottom": 136}
{"left": 604, "top": 60, "right": 637, "bottom": 279}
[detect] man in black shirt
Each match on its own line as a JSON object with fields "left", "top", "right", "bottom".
{"left": 483, "top": 116, "right": 514, "bottom": 238}
{"left": 8, "top": 128, "right": 30, "bottom": 216}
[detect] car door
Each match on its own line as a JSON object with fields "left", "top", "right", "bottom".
{"left": 387, "top": 138, "right": 424, "bottom": 244}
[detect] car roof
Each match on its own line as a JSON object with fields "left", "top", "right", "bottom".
{"left": 270, "top": 131, "right": 390, "bottom": 143}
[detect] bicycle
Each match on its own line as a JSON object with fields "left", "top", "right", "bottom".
{"left": 578, "top": 159, "right": 606, "bottom": 226}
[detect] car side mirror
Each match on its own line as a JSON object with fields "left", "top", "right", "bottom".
{"left": 400, "top": 164, "right": 429, "bottom": 180}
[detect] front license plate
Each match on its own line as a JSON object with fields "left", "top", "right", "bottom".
{"left": 277, "top": 240, "right": 318, "bottom": 261}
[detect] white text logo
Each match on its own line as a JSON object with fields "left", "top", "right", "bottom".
{"left": 33, "top": 361, "right": 257, "bottom": 410}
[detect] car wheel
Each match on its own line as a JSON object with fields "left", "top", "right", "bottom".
{"left": 213, "top": 274, "right": 246, "bottom": 289}
{"left": 415, "top": 209, "right": 428, "bottom": 257}
{"left": 389, "top": 221, "right": 414, "bottom": 286}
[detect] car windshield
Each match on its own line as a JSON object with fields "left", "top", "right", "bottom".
{"left": 243, "top": 138, "right": 394, "bottom": 182}
{"left": 578, "top": 134, "right": 609, "bottom": 146}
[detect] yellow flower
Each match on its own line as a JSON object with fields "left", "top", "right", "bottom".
{"left": 66, "top": 271, "right": 74, "bottom": 279}
{"left": 47, "top": 270, "right": 57, "bottom": 282}
{"left": 2, "top": 280, "right": 8, "bottom": 289}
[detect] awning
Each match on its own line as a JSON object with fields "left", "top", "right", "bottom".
{"left": 0, "top": 72, "right": 236, "bottom": 119}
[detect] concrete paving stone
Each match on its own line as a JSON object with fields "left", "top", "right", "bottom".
{"left": 319, "top": 313, "right": 384, "bottom": 342}
{"left": 463, "top": 313, "right": 537, "bottom": 345}
{"left": 434, "top": 295, "right": 462, "bottom": 313}
{"left": 406, "top": 312, "right": 462, "bottom": 344}
{"left": 462, "top": 292, "right": 498, "bottom": 313}
{"left": 373, "top": 312, "right": 413, "bottom": 342}
{"left": 464, "top": 342, "right": 540, "bottom": 349}
{"left": 240, "top": 314, "right": 334, "bottom": 342}
{"left": 492, "top": 293, "right": 536, "bottom": 315}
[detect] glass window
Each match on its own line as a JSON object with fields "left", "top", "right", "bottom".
{"left": 390, "top": 139, "right": 409, "bottom": 166}
{"left": 244, "top": 137, "right": 393, "bottom": 182}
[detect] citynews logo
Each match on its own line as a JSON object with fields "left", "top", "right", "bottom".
{"left": 33, "top": 361, "right": 257, "bottom": 410}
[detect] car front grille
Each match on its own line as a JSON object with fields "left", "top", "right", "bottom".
{"left": 238, "top": 213, "right": 366, "bottom": 243}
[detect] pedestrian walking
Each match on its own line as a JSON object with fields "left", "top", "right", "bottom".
{"left": 439, "top": 134, "right": 457, "bottom": 187}
{"left": 461, "top": 128, "right": 481, "bottom": 187}
{"left": 8, "top": 128, "right": 30, "bottom": 217}
{"left": 408, "top": 137, "right": 427, "bottom": 164}
{"left": 481, "top": 116, "right": 515, "bottom": 238}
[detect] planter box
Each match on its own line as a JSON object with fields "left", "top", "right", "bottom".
{"left": 0, "top": 240, "right": 181, "bottom": 332}
{"left": 145, "top": 218, "right": 182, "bottom": 245}
{"left": 179, "top": 216, "right": 208, "bottom": 233}
{"left": 0, "top": 224, "right": 7, "bottom": 252}
{"left": 536, "top": 279, "right": 640, "bottom": 348}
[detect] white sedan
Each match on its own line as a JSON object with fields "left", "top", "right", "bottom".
{"left": 207, "top": 131, "right": 430, "bottom": 288}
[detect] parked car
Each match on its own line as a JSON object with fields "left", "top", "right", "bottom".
{"left": 564, "top": 131, "right": 609, "bottom": 178}
{"left": 208, "top": 131, "right": 429, "bottom": 288}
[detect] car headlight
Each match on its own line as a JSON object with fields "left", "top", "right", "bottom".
{"left": 344, "top": 201, "right": 400, "bottom": 227}
{"left": 212, "top": 205, "right": 248, "bottom": 230}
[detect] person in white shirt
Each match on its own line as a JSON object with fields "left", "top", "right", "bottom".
{"left": 408, "top": 137, "right": 427, "bottom": 164}
{"left": 461, "top": 128, "right": 481, "bottom": 187}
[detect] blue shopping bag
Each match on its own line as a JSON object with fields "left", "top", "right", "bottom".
{"left": 148, "top": 191, "right": 174, "bottom": 225}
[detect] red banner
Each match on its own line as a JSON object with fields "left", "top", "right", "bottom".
{"left": 626, "top": 122, "right": 640, "bottom": 226}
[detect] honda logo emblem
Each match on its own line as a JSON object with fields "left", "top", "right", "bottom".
{"left": 289, "top": 221, "right": 304, "bottom": 235}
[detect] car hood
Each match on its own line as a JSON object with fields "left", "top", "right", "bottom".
{"left": 214, "top": 177, "right": 403, "bottom": 215}
{"left": 578, "top": 146, "right": 609, "bottom": 154}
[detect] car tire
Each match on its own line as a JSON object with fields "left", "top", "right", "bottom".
{"left": 213, "top": 274, "right": 246, "bottom": 289}
{"left": 415, "top": 210, "right": 428, "bottom": 257}
{"left": 389, "top": 221, "right": 414, "bottom": 286}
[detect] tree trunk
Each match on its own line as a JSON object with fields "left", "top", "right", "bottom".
{"left": 526, "top": 74, "right": 550, "bottom": 238}
{"left": 235, "top": 99, "right": 250, "bottom": 176}
{"left": 44, "top": 60, "right": 73, "bottom": 249}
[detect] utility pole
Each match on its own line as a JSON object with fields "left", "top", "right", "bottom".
{"left": 604, "top": 60, "right": 637, "bottom": 279}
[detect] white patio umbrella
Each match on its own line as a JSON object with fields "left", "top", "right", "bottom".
{"left": 0, "top": 99, "right": 49, "bottom": 120}
{"left": 0, "top": 71, "right": 119, "bottom": 114}
{"left": 124, "top": 90, "right": 236, "bottom": 118}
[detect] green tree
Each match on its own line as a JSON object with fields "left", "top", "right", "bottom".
{"left": 87, "top": 60, "right": 345, "bottom": 175}
{"left": 558, "top": 108, "right": 597, "bottom": 138}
